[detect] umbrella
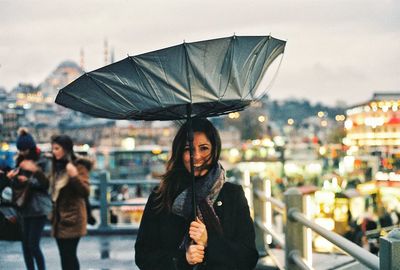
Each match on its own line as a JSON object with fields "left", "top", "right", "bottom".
{"left": 56, "top": 35, "right": 286, "bottom": 221}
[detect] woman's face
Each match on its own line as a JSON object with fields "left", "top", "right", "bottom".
{"left": 183, "top": 132, "right": 212, "bottom": 177}
{"left": 52, "top": 143, "right": 66, "bottom": 160}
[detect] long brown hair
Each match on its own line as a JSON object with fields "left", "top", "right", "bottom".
{"left": 155, "top": 118, "right": 221, "bottom": 212}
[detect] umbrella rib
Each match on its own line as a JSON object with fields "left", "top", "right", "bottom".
{"left": 214, "top": 36, "right": 265, "bottom": 114}
{"left": 204, "top": 35, "right": 237, "bottom": 117}
{"left": 183, "top": 42, "right": 193, "bottom": 111}
{"left": 108, "top": 70, "right": 158, "bottom": 107}
{"left": 128, "top": 56, "right": 184, "bottom": 120}
{"left": 87, "top": 74, "right": 141, "bottom": 112}
{"left": 242, "top": 36, "right": 285, "bottom": 102}
{"left": 241, "top": 36, "right": 271, "bottom": 100}
{"left": 218, "top": 35, "right": 236, "bottom": 100}
{"left": 129, "top": 56, "right": 164, "bottom": 106}
{"left": 156, "top": 55, "right": 180, "bottom": 109}
{"left": 256, "top": 49, "right": 286, "bottom": 102}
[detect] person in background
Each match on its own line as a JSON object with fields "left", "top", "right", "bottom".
{"left": 135, "top": 118, "right": 258, "bottom": 270}
{"left": 117, "top": 184, "right": 130, "bottom": 201}
{"left": 74, "top": 158, "right": 96, "bottom": 226}
{"left": 0, "top": 148, "right": 15, "bottom": 174}
{"left": 378, "top": 206, "right": 393, "bottom": 229}
{"left": 6, "top": 128, "right": 51, "bottom": 270}
{"left": 49, "top": 135, "right": 91, "bottom": 270}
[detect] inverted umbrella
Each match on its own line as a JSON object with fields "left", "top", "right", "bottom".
{"left": 56, "top": 35, "right": 286, "bottom": 221}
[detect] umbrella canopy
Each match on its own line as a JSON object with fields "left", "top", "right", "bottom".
{"left": 55, "top": 35, "right": 286, "bottom": 120}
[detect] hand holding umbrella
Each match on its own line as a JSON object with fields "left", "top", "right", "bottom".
{"left": 189, "top": 217, "right": 208, "bottom": 246}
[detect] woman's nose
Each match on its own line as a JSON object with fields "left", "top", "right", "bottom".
{"left": 193, "top": 149, "right": 201, "bottom": 160}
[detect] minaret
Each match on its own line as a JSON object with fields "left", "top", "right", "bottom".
{"left": 110, "top": 47, "right": 115, "bottom": 64}
{"left": 80, "top": 48, "right": 85, "bottom": 71}
{"left": 104, "top": 39, "right": 109, "bottom": 65}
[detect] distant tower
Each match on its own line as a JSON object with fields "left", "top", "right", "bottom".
{"left": 104, "top": 39, "right": 109, "bottom": 65}
{"left": 110, "top": 47, "right": 115, "bottom": 64}
{"left": 80, "top": 48, "right": 85, "bottom": 71}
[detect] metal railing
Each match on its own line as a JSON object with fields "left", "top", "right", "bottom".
{"left": 252, "top": 177, "right": 400, "bottom": 270}
{"left": 87, "top": 171, "right": 400, "bottom": 269}
{"left": 89, "top": 171, "right": 159, "bottom": 233}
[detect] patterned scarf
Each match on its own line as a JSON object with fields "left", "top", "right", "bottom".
{"left": 172, "top": 162, "right": 225, "bottom": 236}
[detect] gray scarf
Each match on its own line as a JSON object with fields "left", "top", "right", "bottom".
{"left": 172, "top": 162, "right": 225, "bottom": 235}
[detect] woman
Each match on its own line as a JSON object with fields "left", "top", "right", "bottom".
{"left": 6, "top": 128, "right": 51, "bottom": 270}
{"left": 49, "top": 135, "right": 91, "bottom": 270}
{"left": 135, "top": 118, "right": 258, "bottom": 270}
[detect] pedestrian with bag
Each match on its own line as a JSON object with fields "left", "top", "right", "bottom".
{"left": 6, "top": 128, "right": 52, "bottom": 270}
{"left": 49, "top": 135, "right": 91, "bottom": 270}
{"left": 135, "top": 118, "right": 258, "bottom": 270}
{"left": 0, "top": 174, "right": 22, "bottom": 241}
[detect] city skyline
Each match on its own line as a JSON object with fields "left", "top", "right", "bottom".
{"left": 1, "top": 0, "right": 399, "bottom": 106}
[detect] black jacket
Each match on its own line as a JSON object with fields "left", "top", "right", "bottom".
{"left": 135, "top": 182, "right": 259, "bottom": 270}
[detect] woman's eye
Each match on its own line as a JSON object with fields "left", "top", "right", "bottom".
{"left": 200, "top": 146, "right": 210, "bottom": 152}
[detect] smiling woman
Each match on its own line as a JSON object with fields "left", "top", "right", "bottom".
{"left": 135, "top": 118, "right": 259, "bottom": 270}
{"left": 183, "top": 132, "right": 212, "bottom": 177}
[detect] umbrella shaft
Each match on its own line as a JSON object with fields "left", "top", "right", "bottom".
{"left": 186, "top": 104, "right": 197, "bottom": 221}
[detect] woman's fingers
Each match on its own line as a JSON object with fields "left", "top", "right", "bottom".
{"left": 189, "top": 218, "right": 208, "bottom": 246}
{"left": 186, "top": 244, "right": 205, "bottom": 265}
{"left": 191, "top": 218, "right": 205, "bottom": 227}
{"left": 189, "top": 228, "right": 203, "bottom": 238}
{"left": 186, "top": 245, "right": 204, "bottom": 264}
{"left": 190, "top": 220, "right": 205, "bottom": 231}
{"left": 189, "top": 227, "right": 201, "bottom": 239}
{"left": 7, "top": 169, "right": 18, "bottom": 179}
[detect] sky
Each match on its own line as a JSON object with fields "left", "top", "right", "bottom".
{"left": 0, "top": 0, "right": 399, "bottom": 106}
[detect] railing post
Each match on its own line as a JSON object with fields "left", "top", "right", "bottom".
{"left": 265, "top": 179, "right": 273, "bottom": 246}
{"left": 253, "top": 177, "right": 267, "bottom": 256}
{"left": 98, "top": 171, "right": 110, "bottom": 231}
{"left": 243, "top": 169, "right": 253, "bottom": 217}
{"left": 380, "top": 228, "right": 400, "bottom": 270}
{"left": 284, "top": 188, "right": 312, "bottom": 270}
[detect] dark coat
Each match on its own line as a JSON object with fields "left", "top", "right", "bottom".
{"left": 135, "top": 182, "right": 259, "bottom": 270}
{"left": 16, "top": 169, "right": 51, "bottom": 217}
{"left": 8, "top": 158, "right": 51, "bottom": 217}
{"left": 51, "top": 162, "right": 90, "bottom": 239}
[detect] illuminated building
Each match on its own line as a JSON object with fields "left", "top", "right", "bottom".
{"left": 344, "top": 92, "right": 400, "bottom": 154}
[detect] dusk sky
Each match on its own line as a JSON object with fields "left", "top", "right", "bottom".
{"left": 1, "top": 0, "right": 399, "bottom": 106}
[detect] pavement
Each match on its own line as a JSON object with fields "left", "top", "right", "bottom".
{"left": 0, "top": 235, "right": 362, "bottom": 270}
{"left": 0, "top": 235, "right": 139, "bottom": 270}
